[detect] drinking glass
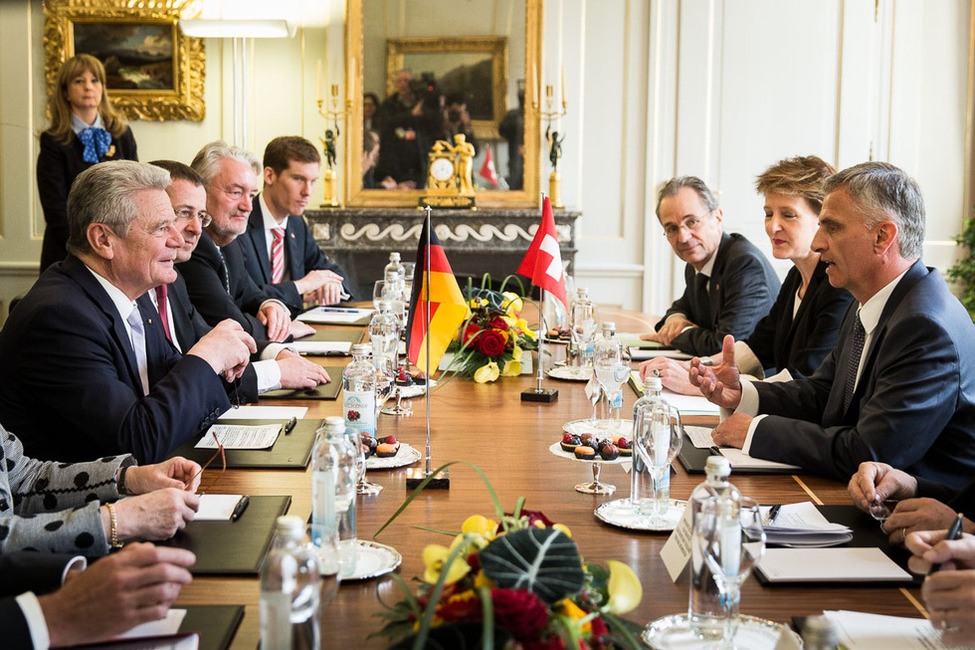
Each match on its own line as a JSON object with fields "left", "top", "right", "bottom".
{"left": 694, "top": 497, "right": 766, "bottom": 649}
{"left": 593, "top": 355, "right": 628, "bottom": 427}
{"left": 569, "top": 301, "right": 598, "bottom": 368}
{"left": 372, "top": 280, "right": 385, "bottom": 311}
{"left": 634, "top": 400, "right": 682, "bottom": 522}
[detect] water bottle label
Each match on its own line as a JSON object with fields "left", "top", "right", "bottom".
{"left": 260, "top": 591, "right": 293, "bottom": 648}
{"left": 311, "top": 471, "right": 339, "bottom": 539}
{"left": 343, "top": 390, "right": 376, "bottom": 435}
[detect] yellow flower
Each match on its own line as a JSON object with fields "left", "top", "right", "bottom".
{"left": 511, "top": 345, "right": 523, "bottom": 362}
{"left": 501, "top": 292, "right": 523, "bottom": 315}
{"left": 473, "top": 361, "right": 500, "bottom": 383}
{"left": 461, "top": 515, "right": 499, "bottom": 541}
{"left": 553, "top": 523, "right": 572, "bottom": 538}
{"left": 515, "top": 318, "right": 532, "bottom": 334}
{"left": 501, "top": 359, "right": 522, "bottom": 376}
{"left": 473, "top": 570, "right": 496, "bottom": 590}
{"left": 606, "top": 560, "right": 642, "bottom": 615}
{"left": 422, "top": 544, "right": 470, "bottom": 585}
{"left": 501, "top": 314, "right": 517, "bottom": 329}
{"left": 556, "top": 598, "right": 592, "bottom": 634}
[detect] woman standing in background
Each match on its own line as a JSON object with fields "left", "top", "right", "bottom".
{"left": 37, "top": 53, "right": 138, "bottom": 272}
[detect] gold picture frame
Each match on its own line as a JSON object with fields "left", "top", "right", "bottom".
{"left": 43, "top": 0, "right": 205, "bottom": 122}
{"left": 386, "top": 37, "right": 508, "bottom": 141}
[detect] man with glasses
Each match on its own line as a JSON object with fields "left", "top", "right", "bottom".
{"left": 645, "top": 176, "right": 779, "bottom": 356}
{"left": 0, "top": 161, "right": 255, "bottom": 463}
{"left": 177, "top": 141, "right": 313, "bottom": 343}
{"left": 238, "top": 136, "right": 352, "bottom": 316}
{"left": 149, "top": 160, "right": 329, "bottom": 401}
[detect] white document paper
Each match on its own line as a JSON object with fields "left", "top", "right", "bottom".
{"left": 218, "top": 405, "right": 308, "bottom": 420}
{"left": 628, "top": 347, "right": 693, "bottom": 361}
{"left": 824, "top": 610, "right": 970, "bottom": 650}
{"left": 760, "top": 502, "right": 853, "bottom": 547}
{"left": 291, "top": 340, "right": 352, "bottom": 356}
{"left": 628, "top": 372, "right": 720, "bottom": 415}
{"left": 196, "top": 423, "right": 281, "bottom": 449}
{"left": 297, "top": 306, "right": 373, "bottom": 324}
{"left": 685, "top": 425, "right": 717, "bottom": 448}
{"left": 111, "top": 608, "right": 187, "bottom": 640}
{"left": 756, "top": 547, "right": 912, "bottom": 583}
{"left": 194, "top": 494, "right": 245, "bottom": 521}
{"left": 718, "top": 448, "right": 802, "bottom": 471}
{"left": 659, "top": 505, "right": 696, "bottom": 581}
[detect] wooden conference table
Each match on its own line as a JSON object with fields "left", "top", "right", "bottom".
{"left": 175, "top": 308, "right": 928, "bottom": 648}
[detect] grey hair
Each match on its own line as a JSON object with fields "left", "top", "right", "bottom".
{"left": 190, "top": 140, "right": 261, "bottom": 186}
{"left": 823, "top": 161, "right": 925, "bottom": 260}
{"left": 66, "top": 160, "right": 170, "bottom": 256}
{"left": 655, "top": 176, "right": 719, "bottom": 218}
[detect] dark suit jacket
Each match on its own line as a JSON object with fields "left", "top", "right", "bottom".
{"left": 743, "top": 262, "right": 853, "bottom": 377}
{"left": 0, "top": 255, "right": 229, "bottom": 464}
{"left": 749, "top": 261, "right": 975, "bottom": 487}
{"left": 238, "top": 199, "right": 352, "bottom": 315}
{"left": 36, "top": 128, "right": 138, "bottom": 272}
{"left": 165, "top": 271, "right": 259, "bottom": 402}
{"left": 176, "top": 230, "right": 272, "bottom": 339}
{"left": 0, "top": 553, "right": 75, "bottom": 650}
{"left": 657, "top": 232, "right": 780, "bottom": 356}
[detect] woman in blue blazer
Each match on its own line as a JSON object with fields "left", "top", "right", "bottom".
{"left": 642, "top": 155, "right": 853, "bottom": 392}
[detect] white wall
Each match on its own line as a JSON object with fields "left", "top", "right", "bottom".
{"left": 0, "top": 0, "right": 972, "bottom": 323}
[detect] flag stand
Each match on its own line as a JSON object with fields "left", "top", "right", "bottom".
{"left": 406, "top": 205, "right": 450, "bottom": 490}
{"left": 522, "top": 287, "right": 558, "bottom": 402}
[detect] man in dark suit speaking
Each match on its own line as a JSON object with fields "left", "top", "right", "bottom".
{"left": 643, "top": 176, "right": 780, "bottom": 356}
{"left": 238, "top": 136, "right": 352, "bottom": 315}
{"left": 0, "top": 161, "right": 255, "bottom": 463}
{"left": 692, "top": 161, "right": 975, "bottom": 488}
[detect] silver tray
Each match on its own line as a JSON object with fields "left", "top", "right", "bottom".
{"left": 366, "top": 443, "right": 421, "bottom": 470}
{"left": 548, "top": 442, "right": 631, "bottom": 465}
{"left": 594, "top": 498, "right": 686, "bottom": 532}
{"left": 642, "top": 613, "right": 802, "bottom": 649}
{"left": 563, "top": 418, "right": 634, "bottom": 439}
{"left": 546, "top": 365, "right": 592, "bottom": 381}
{"left": 342, "top": 540, "right": 402, "bottom": 581}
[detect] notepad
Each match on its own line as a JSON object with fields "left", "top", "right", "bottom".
{"left": 755, "top": 548, "right": 911, "bottom": 583}
{"left": 824, "top": 610, "right": 955, "bottom": 649}
{"left": 194, "top": 494, "right": 245, "bottom": 521}
{"left": 628, "top": 347, "right": 693, "bottom": 361}
{"left": 297, "top": 306, "right": 373, "bottom": 324}
{"left": 761, "top": 502, "right": 853, "bottom": 547}
{"left": 218, "top": 405, "right": 308, "bottom": 420}
{"left": 196, "top": 423, "right": 281, "bottom": 449}
{"left": 718, "top": 448, "right": 802, "bottom": 472}
{"left": 628, "top": 372, "right": 720, "bottom": 415}
{"left": 291, "top": 340, "right": 352, "bottom": 355}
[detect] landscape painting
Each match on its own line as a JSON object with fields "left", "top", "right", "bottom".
{"left": 72, "top": 21, "right": 175, "bottom": 91}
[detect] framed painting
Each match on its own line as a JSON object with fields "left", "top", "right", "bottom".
{"left": 43, "top": 0, "right": 205, "bottom": 121}
{"left": 386, "top": 37, "right": 508, "bottom": 140}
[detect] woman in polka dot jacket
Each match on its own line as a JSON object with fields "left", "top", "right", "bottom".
{"left": 1, "top": 425, "right": 202, "bottom": 556}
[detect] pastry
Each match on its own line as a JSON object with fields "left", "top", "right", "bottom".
{"left": 376, "top": 442, "right": 400, "bottom": 458}
{"left": 573, "top": 446, "right": 596, "bottom": 460}
{"left": 560, "top": 433, "right": 581, "bottom": 453}
{"left": 599, "top": 443, "right": 620, "bottom": 461}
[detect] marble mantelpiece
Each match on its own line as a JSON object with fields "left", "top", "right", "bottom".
{"left": 304, "top": 208, "right": 580, "bottom": 299}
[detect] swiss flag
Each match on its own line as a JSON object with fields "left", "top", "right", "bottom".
{"left": 479, "top": 145, "right": 499, "bottom": 188}
{"left": 517, "top": 196, "right": 567, "bottom": 307}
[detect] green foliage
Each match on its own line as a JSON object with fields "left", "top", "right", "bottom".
{"left": 947, "top": 217, "right": 975, "bottom": 321}
{"left": 479, "top": 528, "right": 585, "bottom": 603}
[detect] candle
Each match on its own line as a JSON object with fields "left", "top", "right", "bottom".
{"left": 351, "top": 57, "right": 356, "bottom": 99}
{"left": 546, "top": 84, "right": 553, "bottom": 99}
{"left": 561, "top": 65, "right": 567, "bottom": 109}
{"left": 331, "top": 84, "right": 338, "bottom": 98}
{"left": 317, "top": 59, "right": 323, "bottom": 102}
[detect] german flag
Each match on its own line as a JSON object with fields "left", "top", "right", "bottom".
{"left": 406, "top": 212, "right": 470, "bottom": 374}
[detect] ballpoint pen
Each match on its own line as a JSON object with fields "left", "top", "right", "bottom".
{"left": 765, "top": 504, "right": 782, "bottom": 526}
{"left": 928, "top": 511, "right": 965, "bottom": 576}
{"left": 283, "top": 417, "right": 298, "bottom": 436}
{"left": 230, "top": 495, "right": 250, "bottom": 522}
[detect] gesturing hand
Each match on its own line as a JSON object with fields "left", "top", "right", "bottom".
{"left": 689, "top": 335, "right": 742, "bottom": 409}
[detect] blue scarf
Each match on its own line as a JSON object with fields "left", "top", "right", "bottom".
{"left": 79, "top": 127, "right": 112, "bottom": 163}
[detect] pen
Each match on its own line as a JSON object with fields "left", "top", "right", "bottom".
{"left": 230, "top": 495, "right": 249, "bottom": 522}
{"left": 709, "top": 446, "right": 723, "bottom": 457}
{"left": 765, "top": 504, "right": 782, "bottom": 526}
{"left": 928, "top": 512, "right": 965, "bottom": 576}
{"left": 283, "top": 417, "right": 298, "bottom": 436}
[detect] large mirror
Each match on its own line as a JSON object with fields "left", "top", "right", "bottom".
{"left": 346, "top": 0, "right": 542, "bottom": 208}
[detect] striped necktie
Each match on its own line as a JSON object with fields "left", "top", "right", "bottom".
{"left": 271, "top": 227, "right": 286, "bottom": 284}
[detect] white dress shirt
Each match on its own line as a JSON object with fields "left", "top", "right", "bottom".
{"left": 85, "top": 266, "right": 149, "bottom": 394}
{"left": 16, "top": 556, "right": 87, "bottom": 650}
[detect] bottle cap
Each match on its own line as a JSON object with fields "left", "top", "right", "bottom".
{"left": 802, "top": 615, "right": 838, "bottom": 648}
{"left": 643, "top": 376, "right": 662, "bottom": 392}
{"left": 323, "top": 415, "right": 345, "bottom": 434}
{"left": 274, "top": 515, "right": 305, "bottom": 538}
{"left": 602, "top": 321, "right": 616, "bottom": 333}
{"left": 576, "top": 287, "right": 587, "bottom": 296}
{"left": 390, "top": 252, "right": 401, "bottom": 262}
{"left": 351, "top": 343, "right": 372, "bottom": 356}
{"left": 704, "top": 455, "right": 732, "bottom": 477}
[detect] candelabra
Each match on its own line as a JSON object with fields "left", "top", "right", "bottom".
{"left": 535, "top": 83, "right": 568, "bottom": 209}
{"left": 317, "top": 84, "right": 350, "bottom": 208}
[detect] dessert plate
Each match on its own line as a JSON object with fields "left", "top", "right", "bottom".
{"left": 340, "top": 541, "right": 402, "bottom": 581}
{"left": 642, "top": 613, "right": 800, "bottom": 649}
{"left": 594, "top": 498, "right": 686, "bottom": 532}
{"left": 366, "top": 443, "right": 421, "bottom": 470}
{"left": 547, "top": 442, "right": 631, "bottom": 465}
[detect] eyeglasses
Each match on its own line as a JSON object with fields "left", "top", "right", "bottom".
{"left": 174, "top": 209, "right": 212, "bottom": 228}
{"left": 662, "top": 210, "right": 714, "bottom": 239}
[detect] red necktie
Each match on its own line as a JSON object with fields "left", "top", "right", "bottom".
{"left": 154, "top": 284, "right": 173, "bottom": 343}
{"left": 271, "top": 228, "right": 286, "bottom": 284}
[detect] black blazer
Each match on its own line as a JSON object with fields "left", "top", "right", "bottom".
{"left": 750, "top": 261, "right": 975, "bottom": 487}
{"left": 237, "top": 199, "right": 352, "bottom": 315}
{"left": 176, "top": 231, "right": 273, "bottom": 340}
{"left": 165, "top": 271, "right": 260, "bottom": 402}
{"left": 657, "top": 232, "right": 780, "bottom": 356}
{"left": 0, "top": 553, "right": 76, "bottom": 650}
{"left": 36, "top": 128, "right": 138, "bottom": 272}
{"left": 743, "top": 261, "right": 853, "bottom": 377}
{"left": 0, "top": 255, "right": 229, "bottom": 463}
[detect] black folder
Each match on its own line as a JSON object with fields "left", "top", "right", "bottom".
{"left": 169, "top": 418, "right": 323, "bottom": 469}
{"left": 181, "top": 605, "right": 245, "bottom": 650}
{"left": 262, "top": 368, "right": 343, "bottom": 400}
{"left": 162, "top": 495, "right": 291, "bottom": 575}
{"left": 753, "top": 504, "right": 920, "bottom": 587}
{"left": 676, "top": 426, "right": 800, "bottom": 475}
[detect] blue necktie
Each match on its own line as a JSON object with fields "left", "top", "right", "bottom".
{"left": 79, "top": 127, "right": 112, "bottom": 164}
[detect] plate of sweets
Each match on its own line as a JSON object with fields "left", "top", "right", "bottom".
{"left": 362, "top": 435, "right": 422, "bottom": 469}
{"left": 548, "top": 433, "right": 633, "bottom": 465}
